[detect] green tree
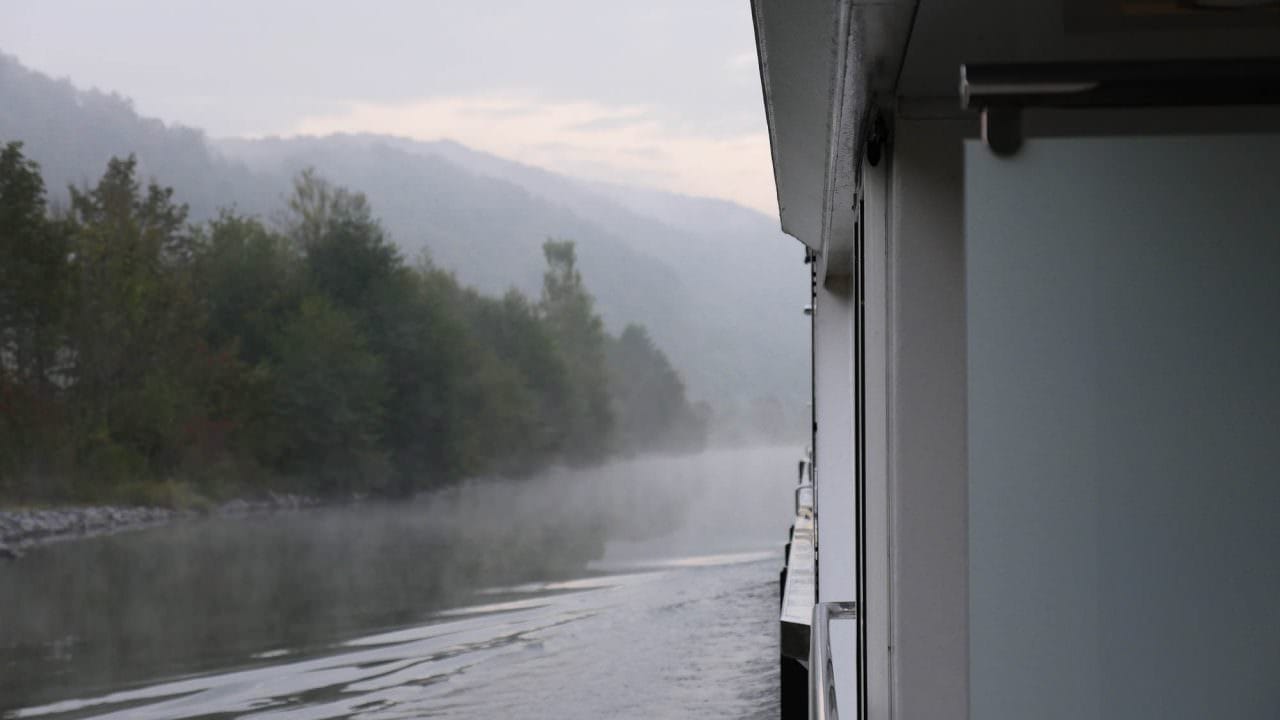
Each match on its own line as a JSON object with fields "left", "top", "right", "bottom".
{"left": 271, "top": 295, "right": 389, "bottom": 495}
{"left": 285, "top": 172, "right": 462, "bottom": 493}
{"left": 287, "top": 169, "right": 399, "bottom": 311}
{"left": 360, "top": 264, "right": 471, "bottom": 493}
{"left": 373, "top": 262, "right": 559, "bottom": 489}
{"left": 64, "top": 155, "right": 208, "bottom": 489}
{"left": 0, "top": 142, "right": 72, "bottom": 495}
{"left": 468, "top": 288, "right": 573, "bottom": 463}
{"left": 606, "top": 323, "right": 706, "bottom": 454}
{"left": 194, "top": 212, "right": 301, "bottom": 365}
{"left": 539, "top": 239, "right": 613, "bottom": 461}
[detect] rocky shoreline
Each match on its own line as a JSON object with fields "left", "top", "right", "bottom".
{"left": 0, "top": 494, "right": 321, "bottom": 560}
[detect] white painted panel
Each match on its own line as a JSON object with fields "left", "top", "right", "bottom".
{"left": 889, "top": 114, "right": 970, "bottom": 720}
{"left": 967, "top": 135, "right": 1280, "bottom": 719}
{"left": 829, "top": 617, "right": 859, "bottom": 720}
{"left": 815, "top": 275, "right": 857, "bottom": 603}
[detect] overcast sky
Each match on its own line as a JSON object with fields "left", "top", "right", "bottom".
{"left": 0, "top": 0, "right": 779, "bottom": 215}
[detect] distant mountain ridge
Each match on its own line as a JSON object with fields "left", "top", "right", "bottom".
{"left": 0, "top": 52, "right": 806, "bottom": 432}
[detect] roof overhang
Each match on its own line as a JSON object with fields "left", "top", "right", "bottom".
{"left": 752, "top": 0, "right": 915, "bottom": 267}
{"left": 754, "top": 0, "right": 1280, "bottom": 268}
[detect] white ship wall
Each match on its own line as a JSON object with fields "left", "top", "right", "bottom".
{"left": 966, "top": 133, "right": 1280, "bottom": 719}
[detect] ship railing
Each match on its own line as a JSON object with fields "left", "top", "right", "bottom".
{"left": 795, "top": 483, "right": 814, "bottom": 517}
{"left": 810, "top": 601, "right": 858, "bottom": 720}
{"left": 796, "top": 451, "right": 814, "bottom": 517}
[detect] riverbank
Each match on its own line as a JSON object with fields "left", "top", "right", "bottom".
{"left": 0, "top": 494, "right": 321, "bottom": 559}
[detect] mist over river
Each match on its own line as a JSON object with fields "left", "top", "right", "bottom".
{"left": 0, "top": 446, "right": 795, "bottom": 719}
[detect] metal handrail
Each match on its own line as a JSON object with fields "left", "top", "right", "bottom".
{"left": 810, "top": 601, "right": 857, "bottom": 720}
{"left": 794, "top": 483, "right": 815, "bottom": 516}
{"left": 796, "top": 451, "right": 815, "bottom": 517}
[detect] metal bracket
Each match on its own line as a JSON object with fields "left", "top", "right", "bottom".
{"left": 981, "top": 106, "right": 1023, "bottom": 156}
{"left": 961, "top": 57, "right": 1280, "bottom": 156}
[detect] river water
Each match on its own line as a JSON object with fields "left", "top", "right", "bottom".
{"left": 0, "top": 446, "right": 794, "bottom": 719}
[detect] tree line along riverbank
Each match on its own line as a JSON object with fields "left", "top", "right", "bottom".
{"left": 0, "top": 141, "right": 708, "bottom": 509}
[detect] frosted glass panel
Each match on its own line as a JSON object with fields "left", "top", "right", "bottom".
{"left": 967, "top": 135, "right": 1280, "bottom": 719}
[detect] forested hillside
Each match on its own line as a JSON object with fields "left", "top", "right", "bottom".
{"left": 0, "top": 51, "right": 806, "bottom": 439}
{"left": 220, "top": 136, "right": 808, "bottom": 434}
{"left": 0, "top": 143, "right": 705, "bottom": 504}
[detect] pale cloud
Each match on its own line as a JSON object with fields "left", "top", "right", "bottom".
{"left": 727, "top": 50, "right": 758, "bottom": 71}
{"left": 288, "top": 94, "right": 778, "bottom": 216}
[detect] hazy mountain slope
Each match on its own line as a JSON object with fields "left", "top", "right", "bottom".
{"left": 0, "top": 53, "right": 272, "bottom": 219}
{"left": 221, "top": 135, "right": 809, "bottom": 425}
{"left": 215, "top": 136, "right": 686, "bottom": 317}
{"left": 0, "top": 52, "right": 805, "bottom": 428}
{"left": 368, "top": 137, "right": 809, "bottom": 423}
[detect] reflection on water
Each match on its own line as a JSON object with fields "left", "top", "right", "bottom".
{"left": 0, "top": 447, "right": 793, "bottom": 719}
